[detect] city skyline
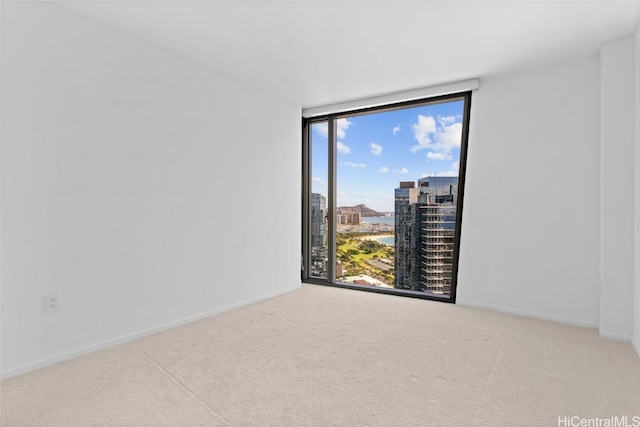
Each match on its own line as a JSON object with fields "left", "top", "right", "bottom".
{"left": 310, "top": 175, "right": 460, "bottom": 294}
{"left": 311, "top": 99, "right": 465, "bottom": 212}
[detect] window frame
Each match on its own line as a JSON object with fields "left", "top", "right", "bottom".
{"left": 301, "top": 91, "right": 472, "bottom": 303}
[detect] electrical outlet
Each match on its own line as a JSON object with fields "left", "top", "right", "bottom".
{"left": 44, "top": 294, "right": 59, "bottom": 313}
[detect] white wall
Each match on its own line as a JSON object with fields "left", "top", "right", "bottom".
{"left": 0, "top": 2, "right": 301, "bottom": 377}
{"left": 458, "top": 38, "right": 639, "bottom": 345}
{"left": 457, "top": 55, "right": 602, "bottom": 327}
{"left": 600, "top": 37, "right": 636, "bottom": 341}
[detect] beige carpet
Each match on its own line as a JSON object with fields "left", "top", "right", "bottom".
{"left": 2, "top": 284, "right": 640, "bottom": 426}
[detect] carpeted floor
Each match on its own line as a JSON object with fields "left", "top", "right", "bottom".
{"left": 2, "top": 284, "right": 640, "bottom": 426}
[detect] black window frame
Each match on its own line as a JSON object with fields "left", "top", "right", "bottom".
{"left": 301, "top": 91, "right": 472, "bottom": 303}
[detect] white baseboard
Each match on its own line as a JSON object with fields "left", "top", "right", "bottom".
{"left": 1, "top": 284, "right": 301, "bottom": 380}
{"left": 458, "top": 301, "right": 639, "bottom": 344}
{"left": 457, "top": 300, "right": 600, "bottom": 330}
{"left": 599, "top": 330, "right": 632, "bottom": 342}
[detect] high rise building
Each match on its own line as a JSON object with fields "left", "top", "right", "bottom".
{"left": 394, "top": 182, "right": 420, "bottom": 290}
{"left": 394, "top": 177, "right": 458, "bottom": 294}
{"left": 336, "top": 210, "right": 361, "bottom": 225}
{"left": 417, "top": 177, "right": 458, "bottom": 295}
{"left": 310, "top": 193, "right": 327, "bottom": 276}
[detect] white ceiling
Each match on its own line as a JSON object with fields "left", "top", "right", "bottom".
{"left": 60, "top": 1, "right": 640, "bottom": 108}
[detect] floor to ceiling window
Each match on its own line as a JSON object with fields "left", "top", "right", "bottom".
{"left": 302, "top": 91, "right": 471, "bottom": 303}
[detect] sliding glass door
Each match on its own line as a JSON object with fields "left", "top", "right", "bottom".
{"left": 303, "top": 92, "right": 471, "bottom": 303}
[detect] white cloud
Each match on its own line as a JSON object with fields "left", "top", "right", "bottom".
{"left": 411, "top": 114, "right": 463, "bottom": 159}
{"left": 340, "top": 162, "right": 366, "bottom": 168}
{"left": 392, "top": 125, "right": 400, "bottom": 135}
{"left": 377, "top": 166, "right": 390, "bottom": 173}
{"left": 421, "top": 165, "right": 459, "bottom": 178}
{"left": 427, "top": 151, "right": 452, "bottom": 161}
{"left": 410, "top": 115, "right": 436, "bottom": 152}
{"left": 370, "top": 142, "right": 383, "bottom": 156}
{"left": 434, "top": 122, "right": 463, "bottom": 151}
{"left": 336, "top": 118, "right": 352, "bottom": 140}
{"left": 434, "top": 170, "right": 458, "bottom": 177}
{"left": 312, "top": 176, "right": 325, "bottom": 186}
{"left": 337, "top": 141, "right": 351, "bottom": 154}
{"left": 437, "top": 115, "right": 457, "bottom": 127}
{"left": 314, "top": 122, "right": 328, "bottom": 138}
{"left": 394, "top": 167, "right": 409, "bottom": 174}
{"left": 312, "top": 118, "right": 352, "bottom": 140}
{"left": 312, "top": 123, "right": 353, "bottom": 153}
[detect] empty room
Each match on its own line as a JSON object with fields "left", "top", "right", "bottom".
{"left": 1, "top": 1, "right": 640, "bottom": 426}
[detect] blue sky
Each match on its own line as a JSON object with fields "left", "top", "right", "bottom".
{"left": 311, "top": 99, "right": 464, "bottom": 212}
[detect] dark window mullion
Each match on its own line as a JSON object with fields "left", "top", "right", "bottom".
{"left": 301, "top": 120, "right": 311, "bottom": 280}
{"left": 449, "top": 92, "right": 472, "bottom": 303}
{"left": 327, "top": 117, "right": 336, "bottom": 283}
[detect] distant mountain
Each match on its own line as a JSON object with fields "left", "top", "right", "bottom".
{"left": 337, "top": 204, "right": 384, "bottom": 217}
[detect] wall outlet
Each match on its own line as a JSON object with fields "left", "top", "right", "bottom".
{"left": 44, "top": 294, "right": 59, "bottom": 313}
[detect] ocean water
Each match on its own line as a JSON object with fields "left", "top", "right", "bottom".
{"left": 374, "top": 236, "right": 395, "bottom": 246}
{"left": 358, "top": 216, "right": 395, "bottom": 246}
{"left": 361, "top": 216, "right": 395, "bottom": 226}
